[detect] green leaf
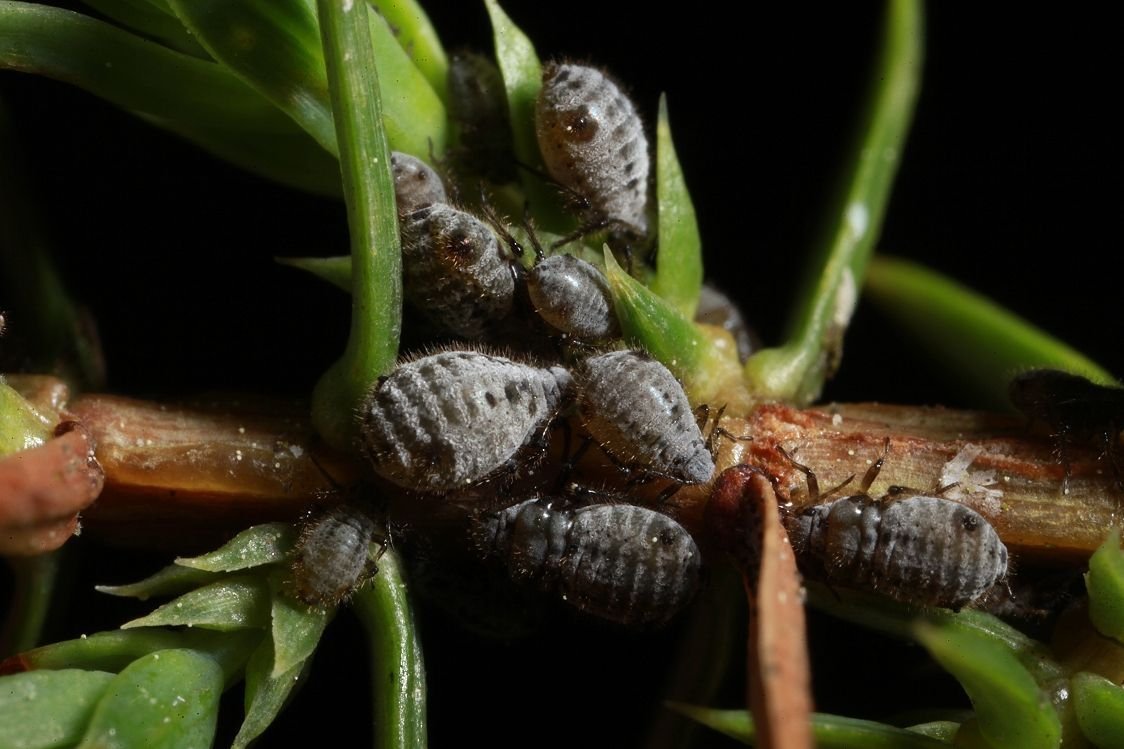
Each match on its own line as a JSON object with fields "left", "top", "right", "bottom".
{"left": 650, "top": 94, "right": 702, "bottom": 320}
{"left": 371, "top": 0, "right": 448, "bottom": 101}
{"left": 277, "top": 255, "right": 352, "bottom": 293}
{"left": 352, "top": 548, "right": 426, "bottom": 749}
{"left": 231, "top": 636, "right": 305, "bottom": 749}
{"left": 168, "top": 0, "right": 337, "bottom": 154}
{"left": 80, "top": 0, "right": 206, "bottom": 56}
{"left": 0, "top": 380, "right": 53, "bottom": 457}
{"left": 311, "top": 0, "right": 402, "bottom": 450}
{"left": 0, "top": 669, "right": 114, "bottom": 749}
{"left": 1087, "top": 530, "right": 1124, "bottom": 644}
{"left": 121, "top": 576, "right": 271, "bottom": 631}
{"left": 483, "top": 0, "right": 568, "bottom": 231}
{"left": 96, "top": 564, "right": 215, "bottom": 601}
{"left": 0, "top": 2, "right": 340, "bottom": 195}
{"left": 667, "top": 704, "right": 951, "bottom": 748}
{"left": 744, "top": 0, "right": 923, "bottom": 405}
{"left": 7, "top": 630, "right": 197, "bottom": 674}
{"left": 1072, "top": 672, "right": 1124, "bottom": 748}
{"left": 865, "top": 256, "right": 1118, "bottom": 408}
{"left": 2, "top": 552, "right": 62, "bottom": 656}
{"left": 175, "top": 522, "right": 296, "bottom": 573}
{"left": 76, "top": 649, "right": 222, "bottom": 749}
{"left": 914, "top": 620, "right": 1061, "bottom": 749}
{"left": 268, "top": 570, "right": 330, "bottom": 677}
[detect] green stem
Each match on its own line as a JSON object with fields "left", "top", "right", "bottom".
{"left": 351, "top": 549, "right": 426, "bottom": 749}
{"left": 0, "top": 552, "right": 61, "bottom": 657}
{"left": 744, "top": 0, "right": 923, "bottom": 405}
{"left": 311, "top": 0, "right": 402, "bottom": 450}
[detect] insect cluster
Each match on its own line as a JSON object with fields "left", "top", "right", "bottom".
{"left": 293, "top": 59, "right": 712, "bottom": 626}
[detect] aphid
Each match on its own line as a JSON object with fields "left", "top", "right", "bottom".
{"left": 535, "top": 62, "right": 650, "bottom": 240}
{"left": 783, "top": 447, "right": 1009, "bottom": 610}
{"left": 694, "top": 284, "right": 757, "bottom": 364}
{"left": 290, "top": 502, "right": 382, "bottom": 607}
{"left": 525, "top": 253, "right": 620, "bottom": 342}
{"left": 391, "top": 151, "right": 447, "bottom": 214}
{"left": 1009, "top": 368, "right": 1124, "bottom": 491}
{"left": 474, "top": 496, "right": 701, "bottom": 626}
{"left": 359, "top": 349, "right": 572, "bottom": 493}
{"left": 446, "top": 50, "right": 516, "bottom": 184}
{"left": 574, "top": 350, "right": 714, "bottom": 484}
{"left": 399, "top": 204, "right": 515, "bottom": 339}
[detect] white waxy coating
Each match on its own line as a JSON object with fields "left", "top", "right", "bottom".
{"left": 399, "top": 204, "right": 515, "bottom": 339}
{"left": 536, "top": 63, "right": 649, "bottom": 235}
{"left": 391, "top": 152, "right": 447, "bottom": 214}
{"left": 787, "top": 494, "right": 1008, "bottom": 609}
{"left": 360, "top": 351, "right": 572, "bottom": 492}
{"left": 477, "top": 498, "right": 701, "bottom": 626}
{"left": 576, "top": 350, "right": 713, "bottom": 484}
{"left": 526, "top": 254, "right": 619, "bottom": 340}
{"left": 291, "top": 503, "right": 378, "bottom": 606}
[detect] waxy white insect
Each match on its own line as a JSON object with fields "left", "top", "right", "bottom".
{"left": 536, "top": 62, "right": 650, "bottom": 237}
{"left": 475, "top": 497, "right": 701, "bottom": 626}
{"left": 360, "top": 350, "right": 572, "bottom": 493}
{"left": 575, "top": 350, "right": 714, "bottom": 484}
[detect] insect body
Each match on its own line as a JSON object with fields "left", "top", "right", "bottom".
{"left": 391, "top": 152, "right": 447, "bottom": 214}
{"left": 575, "top": 350, "right": 714, "bottom": 484}
{"left": 535, "top": 62, "right": 650, "bottom": 238}
{"left": 475, "top": 497, "right": 701, "bottom": 626}
{"left": 525, "top": 254, "right": 620, "bottom": 342}
{"left": 360, "top": 350, "right": 572, "bottom": 493}
{"left": 399, "top": 204, "right": 515, "bottom": 339}
{"left": 787, "top": 494, "right": 1008, "bottom": 610}
{"left": 291, "top": 503, "right": 381, "bottom": 607}
{"left": 447, "top": 50, "right": 516, "bottom": 184}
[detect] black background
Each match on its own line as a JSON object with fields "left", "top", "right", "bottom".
{"left": 2, "top": 3, "right": 1120, "bottom": 747}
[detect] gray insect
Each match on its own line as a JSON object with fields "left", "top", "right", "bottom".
{"left": 525, "top": 253, "right": 620, "bottom": 342}
{"left": 574, "top": 350, "right": 714, "bottom": 484}
{"left": 695, "top": 284, "right": 757, "bottom": 364}
{"left": 475, "top": 497, "right": 701, "bottom": 626}
{"left": 536, "top": 62, "right": 650, "bottom": 239}
{"left": 783, "top": 447, "right": 1009, "bottom": 610}
{"left": 447, "top": 50, "right": 516, "bottom": 184}
{"left": 399, "top": 204, "right": 515, "bottom": 339}
{"left": 360, "top": 350, "right": 572, "bottom": 493}
{"left": 290, "top": 502, "right": 381, "bottom": 607}
{"left": 391, "top": 151, "right": 447, "bottom": 214}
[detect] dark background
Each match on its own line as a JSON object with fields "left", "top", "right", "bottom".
{"left": 2, "top": 3, "right": 1120, "bottom": 747}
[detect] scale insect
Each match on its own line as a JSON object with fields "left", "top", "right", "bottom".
{"left": 359, "top": 349, "right": 572, "bottom": 493}
{"left": 290, "top": 502, "right": 383, "bottom": 607}
{"left": 474, "top": 496, "right": 702, "bottom": 626}
{"left": 782, "top": 445, "right": 1009, "bottom": 610}
{"left": 573, "top": 349, "right": 714, "bottom": 485}
{"left": 536, "top": 62, "right": 650, "bottom": 243}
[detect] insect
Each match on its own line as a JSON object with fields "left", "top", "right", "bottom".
{"left": 398, "top": 204, "right": 516, "bottom": 339}
{"left": 359, "top": 349, "right": 572, "bottom": 493}
{"left": 474, "top": 495, "right": 702, "bottom": 626}
{"left": 521, "top": 251, "right": 620, "bottom": 344}
{"left": 694, "top": 283, "right": 757, "bottom": 364}
{"left": 1009, "top": 368, "right": 1124, "bottom": 492}
{"left": 573, "top": 349, "right": 714, "bottom": 485}
{"left": 290, "top": 502, "right": 383, "bottom": 607}
{"left": 783, "top": 445, "right": 1009, "bottom": 610}
{"left": 446, "top": 50, "right": 517, "bottom": 184}
{"left": 391, "top": 151, "right": 448, "bottom": 214}
{"left": 535, "top": 62, "right": 650, "bottom": 243}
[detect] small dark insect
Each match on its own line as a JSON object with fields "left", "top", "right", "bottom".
{"left": 1009, "top": 368, "right": 1124, "bottom": 492}
{"left": 783, "top": 446, "right": 1009, "bottom": 610}
{"left": 535, "top": 62, "right": 649, "bottom": 242}
{"left": 474, "top": 496, "right": 701, "bottom": 626}
{"left": 574, "top": 350, "right": 714, "bottom": 485}
{"left": 290, "top": 502, "right": 383, "bottom": 607}
{"left": 694, "top": 283, "right": 757, "bottom": 364}
{"left": 525, "top": 253, "right": 620, "bottom": 343}
{"left": 399, "top": 204, "right": 515, "bottom": 339}
{"left": 391, "top": 151, "right": 448, "bottom": 214}
{"left": 446, "top": 50, "right": 516, "bottom": 184}
{"left": 359, "top": 349, "right": 572, "bottom": 493}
